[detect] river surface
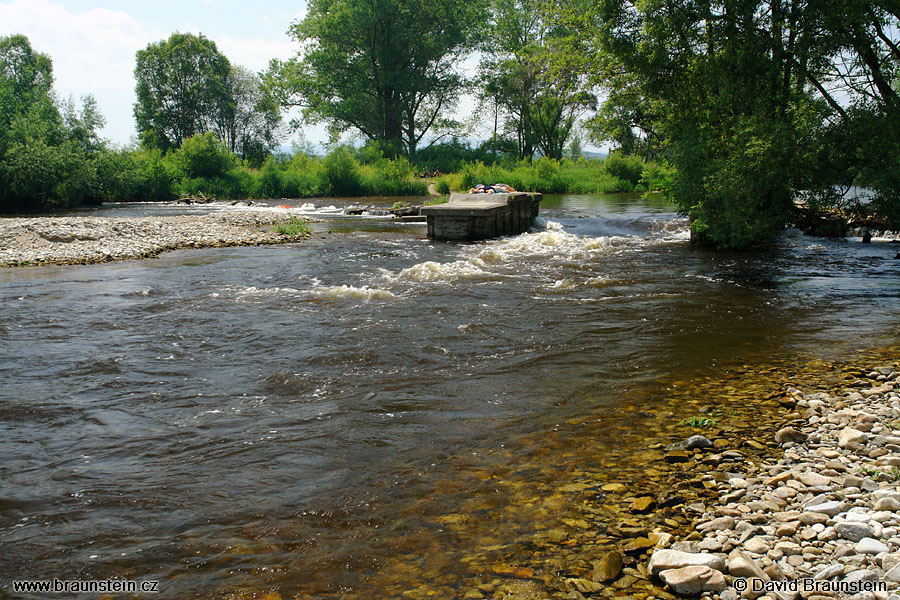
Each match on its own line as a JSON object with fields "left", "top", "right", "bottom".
{"left": 1, "top": 194, "right": 899, "bottom": 599}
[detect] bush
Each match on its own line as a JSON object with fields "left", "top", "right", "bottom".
{"left": 322, "top": 146, "right": 362, "bottom": 196}
{"left": 604, "top": 153, "right": 644, "bottom": 187}
{"left": 168, "top": 132, "right": 235, "bottom": 179}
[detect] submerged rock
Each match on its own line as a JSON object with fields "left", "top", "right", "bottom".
{"left": 659, "top": 565, "right": 727, "bottom": 595}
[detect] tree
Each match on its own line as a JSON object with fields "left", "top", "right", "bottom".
{"left": 478, "top": 0, "right": 595, "bottom": 160}
{"left": 134, "top": 32, "right": 232, "bottom": 152}
{"left": 554, "top": 0, "right": 837, "bottom": 248}
{"left": 215, "top": 66, "right": 282, "bottom": 166}
{"left": 266, "top": 0, "right": 487, "bottom": 158}
{"left": 0, "top": 35, "right": 104, "bottom": 212}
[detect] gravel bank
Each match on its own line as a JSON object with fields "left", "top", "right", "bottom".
{"left": 0, "top": 211, "right": 313, "bottom": 267}
{"left": 643, "top": 365, "right": 900, "bottom": 600}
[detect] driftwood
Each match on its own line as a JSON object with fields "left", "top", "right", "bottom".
{"left": 179, "top": 192, "right": 216, "bottom": 204}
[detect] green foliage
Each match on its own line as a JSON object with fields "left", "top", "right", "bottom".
{"left": 603, "top": 153, "right": 644, "bottom": 188}
{"left": 679, "top": 416, "right": 717, "bottom": 428}
{"left": 322, "top": 146, "right": 362, "bottom": 196}
{"left": 436, "top": 180, "right": 451, "bottom": 195}
{"left": 273, "top": 217, "right": 311, "bottom": 237}
{"left": 442, "top": 157, "right": 647, "bottom": 194}
{"left": 134, "top": 32, "right": 232, "bottom": 152}
{"left": 859, "top": 465, "right": 900, "bottom": 482}
{"left": 0, "top": 35, "right": 107, "bottom": 212}
{"left": 479, "top": 0, "right": 595, "bottom": 160}
{"left": 267, "top": 0, "right": 487, "bottom": 157}
{"left": 168, "top": 132, "right": 235, "bottom": 179}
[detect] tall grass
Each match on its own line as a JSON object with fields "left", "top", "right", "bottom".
{"left": 437, "top": 155, "right": 656, "bottom": 195}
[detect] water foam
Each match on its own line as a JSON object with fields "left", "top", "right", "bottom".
{"left": 311, "top": 285, "right": 397, "bottom": 300}
{"left": 389, "top": 258, "right": 494, "bottom": 283}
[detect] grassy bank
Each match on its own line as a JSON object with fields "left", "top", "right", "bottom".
{"left": 436, "top": 155, "right": 673, "bottom": 195}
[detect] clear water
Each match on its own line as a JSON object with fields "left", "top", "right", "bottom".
{"left": 1, "top": 194, "right": 898, "bottom": 598}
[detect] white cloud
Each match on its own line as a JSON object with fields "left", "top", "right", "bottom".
{"left": 0, "top": 1, "right": 301, "bottom": 145}
{"left": 216, "top": 35, "right": 295, "bottom": 73}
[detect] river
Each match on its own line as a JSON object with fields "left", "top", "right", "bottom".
{"left": 1, "top": 194, "right": 898, "bottom": 599}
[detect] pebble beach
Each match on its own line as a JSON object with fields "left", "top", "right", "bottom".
{"left": 642, "top": 365, "right": 900, "bottom": 600}
{"left": 0, "top": 210, "right": 312, "bottom": 267}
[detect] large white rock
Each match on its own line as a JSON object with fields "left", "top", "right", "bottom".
{"left": 804, "top": 501, "right": 843, "bottom": 517}
{"left": 839, "top": 427, "right": 868, "bottom": 448}
{"left": 727, "top": 549, "right": 769, "bottom": 580}
{"left": 875, "top": 496, "right": 900, "bottom": 511}
{"left": 648, "top": 549, "right": 726, "bottom": 576}
{"left": 857, "top": 537, "right": 890, "bottom": 554}
{"left": 659, "top": 565, "right": 727, "bottom": 595}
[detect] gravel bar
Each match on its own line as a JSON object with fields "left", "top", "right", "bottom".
{"left": 0, "top": 211, "right": 313, "bottom": 267}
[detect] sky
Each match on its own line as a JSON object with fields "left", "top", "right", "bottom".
{"left": 0, "top": 0, "right": 314, "bottom": 146}
{"left": 0, "top": 0, "right": 596, "bottom": 153}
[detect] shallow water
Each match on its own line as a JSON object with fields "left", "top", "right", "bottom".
{"left": 1, "top": 194, "right": 899, "bottom": 599}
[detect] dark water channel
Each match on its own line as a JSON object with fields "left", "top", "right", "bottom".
{"left": 1, "top": 194, "right": 899, "bottom": 599}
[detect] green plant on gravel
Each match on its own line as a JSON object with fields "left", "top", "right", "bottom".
{"left": 273, "top": 217, "right": 310, "bottom": 237}
{"left": 679, "top": 415, "right": 718, "bottom": 428}
{"left": 423, "top": 196, "right": 449, "bottom": 206}
{"left": 859, "top": 465, "right": 900, "bottom": 482}
{"left": 392, "top": 200, "right": 411, "bottom": 209}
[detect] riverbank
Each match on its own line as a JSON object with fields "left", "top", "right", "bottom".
{"left": 0, "top": 211, "right": 314, "bottom": 267}
{"left": 645, "top": 363, "right": 900, "bottom": 599}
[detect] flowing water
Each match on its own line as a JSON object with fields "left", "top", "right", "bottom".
{"left": 1, "top": 194, "right": 899, "bottom": 599}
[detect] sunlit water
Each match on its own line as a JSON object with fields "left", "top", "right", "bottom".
{"left": 1, "top": 194, "right": 899, "bottom": 599}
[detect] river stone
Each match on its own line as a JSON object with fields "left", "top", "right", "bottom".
{"left": 835, "top": 522, "right": 871, "bottom": 542}
{"left": 883, "top": 553, "right": 900, "bottom": 572}
{"left": 813, "top": 563, "right": 845, "bottom": 580}
{"left": 839, "top": 427, "right": 868, "bottom": 448}
{"left": 591, "top": 550, "right": 623, "bottom": 582}
{"left": 745, "top": 439, "right": 766, "bottom": 451}
{"left": 648, "top": 549, "right": 726, "bottom": 576}
{"left": 664, "top": 450, "right": 691, "bottom": 463}
{"left": 631, "top": 496, "right": 655, "bottom": 512}
{"left": 885, "top": 563, "right": 900, "bottom": 583}
{"left": 857, "top": 537, "right": 890, "bottom": 554}
{"left": 841, "top": 569, "right": 879, "bottom": 585}
{"left": 804, "top": 501, "right": 843, "bottom": 517}
{"left": 601, "top": 483, "right": 627, "bottom": 493}
{"left": 775, "top": 427, "right": 808, "bottom": 444}
{"left": 624, "top": 537, "right": 655, "bottom": 553}
{"left": 727, "top": 549, "right": 769, "bottom": 581}
{"left": 797, "top": 472, "right": 832, "bottom": 487}
{"left": 697, "top": 516, "right": 735, "bottom": 533}
{"left": 659, "top": 566, "right": 727, "bottom": 595}
{"left": 743, "top": 537, "right": 771, "bottom": 554}
{"left": 874, "top": 496, "right": 900, "bottom": 511}
{"left": 686, "top": 435, "right": 713, "bottom": 450}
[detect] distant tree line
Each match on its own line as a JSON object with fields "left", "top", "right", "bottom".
{"left": 3, "top": 0, "right": 898, "bottom": 249}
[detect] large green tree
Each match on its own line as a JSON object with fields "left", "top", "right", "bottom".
{"left": 134, "top": 32, "right": 232, "bottom": 152}
{"left": 558, "top": 0, "right": 900, "bottom": 247}
{"left": 479, "top": 0, "right": 595, "bottom": 160}
{"left": 215, "top": 66, "right": 282, "bottom": 166}
{"left": 267, "top": 0, "right": 487, "bottom": 158}
{"left": 0, "top": 34, "right": 104, "bottom": 212}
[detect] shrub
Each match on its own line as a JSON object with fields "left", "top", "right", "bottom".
{"left": 322, "top": 146, "right": 362, "bottom": 196}
{"left": 168, "top": 132, "right": 235, "bottom": 179}
{"left": 604, "top": 152, "right": 644, "bottom": 187}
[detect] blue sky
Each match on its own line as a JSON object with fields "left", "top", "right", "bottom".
{"left": 0, "top": 0, "right": 311, "bottom": 145}
{"left": 0, "top": 1, "right": 592, "bottom": 152}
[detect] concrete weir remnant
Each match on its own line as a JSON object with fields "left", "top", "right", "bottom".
{"left": 421, "top": 192, "right": 543, "bottom": 241}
